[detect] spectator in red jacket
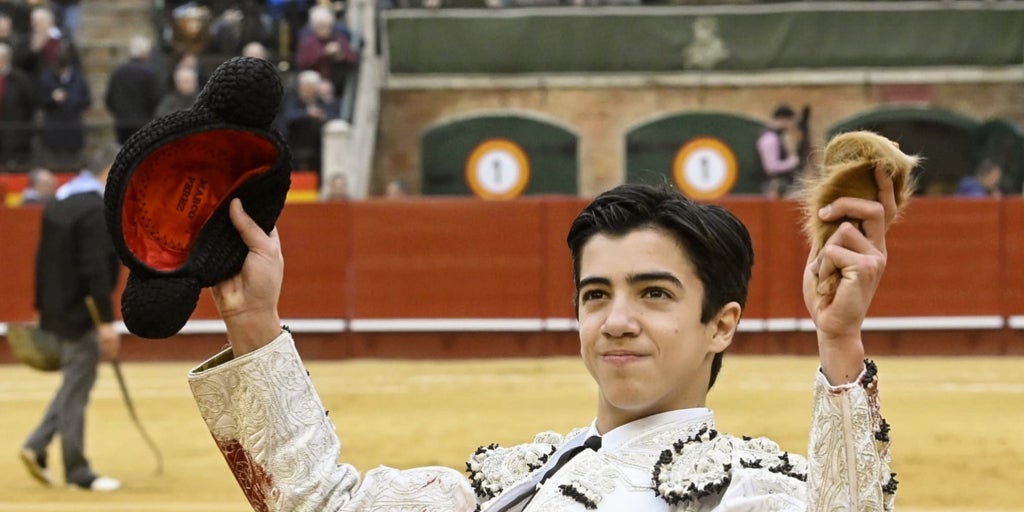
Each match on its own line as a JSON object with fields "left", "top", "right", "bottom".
{"left": 295, "top": 5, "right": 357, "bottom": 98}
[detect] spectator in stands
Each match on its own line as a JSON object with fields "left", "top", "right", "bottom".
{"left": 208, "top": 2, "right": 275, "bottom": 57}
{"left": 162, "top": 51, "right": 208, "bottom": 94}
{"left": 756, "top": 104, "right": 801, "bottom": 199}
{"left": 279, "top": 70, "right": 329, "bottom": 179}
{"left": 155, "top": 65, "right": 199, "bottom": 118}
{"left": 49, "top": 0, "right": 81, "bottom": 41}
{"left": 38, "top": 46, "right": 90, "bottom": 168}
{"left": 956, "top": 159, "right": 1003, "bottom": 198}
{"left": 0, "top": 12, "right": 28, "bottom": 68}
{"left": 105, "top": 35, "right": 160, "bottom": 144}
{"left": 321, "top": 173, "right": 348, "bottom": 201}
{"left": 317, "top": 77, "right": 340, "bottom": 117}
{"left": 0, "top": 42, "right": 38, "bottom": 167}
{"left": 20, "top": 167, "right": 56, "bottom": 206}
{"left": 241, "top": 40, "right": 269, "bottom": 60}
{"left": 385, "top": 178, "right": 407, "bottom": 198}
{"left": 23, "top": 7, "right": 73, "bottom": 78}
{"left": 295, "top": 5, "right": 358, "bottom": 98}
{"left": 266, "top": 0, "right": 311, "bottom": 57}
{"left": 0, "top": 1, "right": 31, "bottom": 34}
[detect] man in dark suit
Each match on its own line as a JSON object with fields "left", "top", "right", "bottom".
{"left": 104, "top": 35, "right": 159, "bottom": 144}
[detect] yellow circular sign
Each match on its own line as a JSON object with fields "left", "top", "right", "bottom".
{"left": 466, "top": 139, "right": 531, "bottom": 200}
{"left": 672, "top": 137, "right": 738, "bottom": 200}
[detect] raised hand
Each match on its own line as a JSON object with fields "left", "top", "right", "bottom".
{"left": 803, "top": 165, "right": 898, "bottom": 384}
{"left": 210, "top": 199, "right": 284, "bottom": 355}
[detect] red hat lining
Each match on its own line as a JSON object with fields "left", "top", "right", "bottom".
{"left": 121, "top": 129, "right": 278, "bottom": 272}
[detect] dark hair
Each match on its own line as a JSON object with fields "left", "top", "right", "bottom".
{"left": 975, "top": 159, "right": 1001, "bottom": 177}
{"left": 27, "top": 167, "right": 49, "bottom": 187}
{"left": 772, "top": 104, "right": 795, "bottom": 119}
{"left": 566, "top": 183, "right": 754, "bottom": 389}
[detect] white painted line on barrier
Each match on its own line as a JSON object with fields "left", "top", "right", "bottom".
{"left": 736, "top": 319, "right": 766, "bottom": 332}
{"left": 349, "top": 318, "right": 545, "bottom": 332}
{"left": 543, "top": 318, "right": 579, "bottom": 331}
{"left": 282, "top": 319, "right": 348, "bottom": 333}
{"left": 170, "top": 318, "right": 347, "bottom": 335}
{"left": 1009, "top": 316, "right": 1024, "bottom": 329}
{"left": 1, "top": 316, "right": 1013, "bottom": 337}
{"left": 170, "top": 319, "right": 223, "bottom": 334}
{"left": 765, "top": 318, "right": 802, "bottom": 332}
{"left": 861, "top": 316, "right": 1004, "bottom": 331}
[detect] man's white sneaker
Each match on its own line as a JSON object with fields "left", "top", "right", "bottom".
{"left": 69, "top": 475, "right": 121, "bottom": 492}
{"left": 18, "top": 448, "right": 54, "bottom": 486}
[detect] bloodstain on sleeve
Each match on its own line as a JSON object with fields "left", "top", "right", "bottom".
{"left": 217, "top": 438, "right": 274, "bottom": 512}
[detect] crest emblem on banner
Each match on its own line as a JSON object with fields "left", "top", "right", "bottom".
{"left": 684, "top": 17, "right": 729, "bottom": 69}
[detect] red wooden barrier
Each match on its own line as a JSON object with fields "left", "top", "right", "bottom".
{"left": 1004, "top": 198, "right": 1024, "bottom": 317}
{"left": 0, "top": 197, "right": 1020, "bottom": 325}
{"left": 347, "top": 198, "right": 546, "bottom": 319}
{"left": 877, "top": 198, "right": 1003, "bottom": 317}
{"left": 0, "top": 207, "right": 42, "bottom": 322}
{"left": 541, "top": 199, "right": 588, "bottom": 321}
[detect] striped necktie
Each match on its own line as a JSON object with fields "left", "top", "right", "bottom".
{"left": 492, "top": 435, "right": 602, "bottom": 512}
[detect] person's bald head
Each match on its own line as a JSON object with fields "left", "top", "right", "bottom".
{"left": 309, "top": 6, "right": 335, "bottom": 38}
{"left": 173, "top": 66, "right": 199, "bottom": 95}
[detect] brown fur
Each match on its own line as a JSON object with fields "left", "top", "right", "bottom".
{"left": 799, "top": 131, "right": 920, "bottom": 300}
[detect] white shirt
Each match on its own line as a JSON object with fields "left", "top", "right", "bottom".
{"left": 490, "top": 408, "right": 715, "bottom": 512}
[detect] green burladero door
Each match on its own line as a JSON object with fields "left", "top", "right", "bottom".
{"left": 625, "top": 112, "right": 767, "bottom": 199}
{"left": 829, "top": 107, "right": 1024, "bottom": 195}
{"left": 422, "top": 115, "right": 578, "bottom": 199}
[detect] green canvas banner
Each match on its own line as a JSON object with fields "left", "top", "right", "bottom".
{"left": 384, "top": 5, "right": 1024, "bottom": 73}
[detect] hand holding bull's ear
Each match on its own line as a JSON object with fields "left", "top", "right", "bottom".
{"left": 799, "top": 131, "right": 919, "bottom": 385}
{"left": 800, "top": 131, "right": 918, "bottom": 303}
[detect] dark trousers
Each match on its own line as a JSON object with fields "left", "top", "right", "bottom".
{"left": 23, "top": 329, "right": 100, "bottom": 486}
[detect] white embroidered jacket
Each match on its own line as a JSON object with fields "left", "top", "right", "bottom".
{"left": 188, "top": 332, "right": 896, "bottom": 512}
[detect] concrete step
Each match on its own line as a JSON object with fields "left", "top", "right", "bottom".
{"left": 81, "top": 0, "right": 153, "bottom": 10}
{"left": 77, "top": 1, "right": 156, "bottom": 45}
{"left": 74, "top": 0, "right": 157, "bottom": 138}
